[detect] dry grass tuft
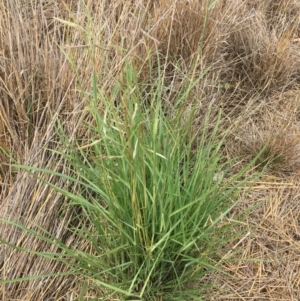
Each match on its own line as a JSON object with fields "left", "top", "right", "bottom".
{"left": 231, "top": 89, "right": 300, "bottom": 175}
{"left": 237, "top": 123, "right": 300, "bottom": 175}
{"left": 151, "top": 0, "right": 219, "bottom": 63}
{"left": 220, "top": 1, "right": 300, "bottom": 99}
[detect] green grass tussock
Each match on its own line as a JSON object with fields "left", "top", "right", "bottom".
{"left": 2, "top": 62, "right": 256, "bottom": 300}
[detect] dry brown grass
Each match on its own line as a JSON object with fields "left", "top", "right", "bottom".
{"left": 206, "top": 174, "right": 300, "bottom": 300}
{"left": 1, "top": 0, "right": 300, "bottom": 300}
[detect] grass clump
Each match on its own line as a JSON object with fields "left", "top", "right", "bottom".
{"left": 1, "top": 63, "right": 256, "bottom": 300}
{"left": 235, "top": 107, "right": 300, "bottom": 175}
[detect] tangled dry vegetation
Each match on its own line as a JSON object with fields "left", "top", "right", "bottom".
{"left": 1, "top": 0, "right": 300, "bottom": 300}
